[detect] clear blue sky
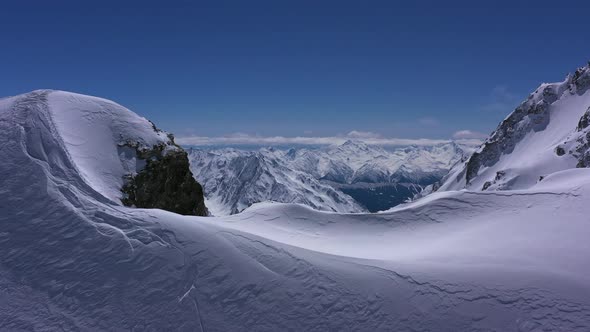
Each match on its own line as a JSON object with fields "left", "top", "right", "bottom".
{"left": 2, "top": 0, "right": 590, "bottom": 140}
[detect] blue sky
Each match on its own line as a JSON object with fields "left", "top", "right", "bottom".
{"left": 2, "top": 0, "right": 590, "bottom": 143}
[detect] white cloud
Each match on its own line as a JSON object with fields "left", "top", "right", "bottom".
{"left": 452, "top": 129, "right": 488, "bottom": 140}
{"left": 345, "top": 130, "right": 381, "bottom": 139}
{"left": 176, "top": 132, "right": 481, "bottom": 147}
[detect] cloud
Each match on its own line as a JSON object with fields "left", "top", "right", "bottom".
{"left": 345, "top": 130, "right": 382, "bottom": 139}
{"left": 176, "top": 133, "right": 482, "bottom": 147}
{"left": 480, "top": 85, "right": 521, "bottom": 113}
{"left": 452, "top": 129, "right": 488, "bottom": 140}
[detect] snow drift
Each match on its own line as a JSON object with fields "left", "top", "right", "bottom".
{"left": 1, "top": 90, "right": 590, "bottom": 331}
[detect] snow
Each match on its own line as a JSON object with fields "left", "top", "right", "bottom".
{"left": 188, "top": 147, "right": 366, "bottom": 215}
{"left": 440, "top": 65, "right": 590, "bottom": 192}
{"left": 45, "top": 90, "right": 174, "bottom": 202}
{"left": 188, "top": 140, "right": 473, "bottom": 215}
{"left": 471, "top": 89, "right": 589, "bottom": 190}
{"left": 2, "top": 90, "right": 590, "bottom": 330}
{"left": 224, "top": 180, "right": 590, "bottom": 278}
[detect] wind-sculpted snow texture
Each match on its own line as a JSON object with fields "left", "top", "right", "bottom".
{"left": 440, "top": 64, "right": 590, "bottom": 192}
{"left": 1, "top": 90, "right": 590, "bottom": 330}
{"left": 189, "top": 140, "right": 471, "bottom": 215}
{"left": 13, "top": 89, "right": 208, "bottom": 215}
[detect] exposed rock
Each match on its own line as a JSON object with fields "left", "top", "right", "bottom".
{"left": 562, "top": 110, "right": 590, "bottom": 168}
{"left": 571, "top": 65, "right": 590, "bottom": 94}
{"left": 555, "top": 146, "right": 566, "bottom": 156}
{"left": 577, "top": 107, "right": 590, "bottom": 131}
{"left": 458, "top": 64, "right": 590, "bottom": 186}
{"left": 121, "top": 143, "right": 208, "bottom": 216}
{"left": 576, "top": 147, "right": 590, "bottom": 168}
{"left": 465, "top": 152, "right": 483, "bottom": 184}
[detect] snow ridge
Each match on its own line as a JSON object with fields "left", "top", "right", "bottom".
{"left": 439, "top": 63, "right": 590, "bottom": 192}
{"left": 2, "top": 90, "right": 590, "bottom": 330}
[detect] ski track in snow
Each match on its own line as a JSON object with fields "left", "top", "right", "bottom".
{"left": 1, "top": 90, "right": 590, "bottom": 331}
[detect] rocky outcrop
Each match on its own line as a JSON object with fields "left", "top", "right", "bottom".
{"left": 577, "top": 107, "right": 590, "bottom": 131}
{"left": 559, "top": 107, "right": 590, "bottom": 168}
{"left": 551, "top": 108, "right": 590, "bottom": 169}
{"left": 464, "top": 86, "right": 556, "bottom": 184}
{"left": 121, "top": 139, "right": 208, "bottom": 216}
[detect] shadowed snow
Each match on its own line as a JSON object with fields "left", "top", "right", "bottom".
{"left": 1, "top": 90, "right": 590, "bottom": 331}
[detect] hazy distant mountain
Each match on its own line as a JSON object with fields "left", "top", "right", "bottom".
{"left": 188, "top": 140, "right": 474, "bottom": 215}
{"left": 188, "top": 147, "right": 365, "bottom": 215}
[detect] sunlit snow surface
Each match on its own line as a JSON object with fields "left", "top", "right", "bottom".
{"left": 1, "top": 90, "right": 590, "bottom": 331}
{"left": 440, "top": 69, "right": 590, "bottom": 192}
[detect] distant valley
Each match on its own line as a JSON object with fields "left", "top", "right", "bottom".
{"left": 187, "top": 140, "right": 476, "bottom": 215}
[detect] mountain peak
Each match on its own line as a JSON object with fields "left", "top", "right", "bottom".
{"left": 337, "top": 139, "right": 373, "bottom": 152}
{"left": 341, "top": 139, "right": 366, "bottom": 147}
{"left": 437, "top": 62, "right": 590, "bottom": 193}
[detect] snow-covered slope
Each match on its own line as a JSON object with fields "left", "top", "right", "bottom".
{"left": 3, "top": 89, "right": 590, "bottom": 330}
{"left": 3, "top": 90, "right": 207, "bottom": 215}
{"left": 15, "top": 90, "right": 175, "bottom": 202}
{"left": 189, "top": 140, "right": 472, "bottom": 215}
{"left": 439, "top": 64, "right": 590, "bottom": 192}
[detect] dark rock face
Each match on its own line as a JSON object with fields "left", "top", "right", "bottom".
{"left": 121, "top": 146, "right": 208, "bottom": 216}
{"left": 573, "top": 131, "right": 590, "bottom": 168}
{"left": 558, "top": 108, "right": 590, "bottom": 168}
{"left": 577, "top": 107, "right": 590, "bottom": 131}
{"left": 464, "top": 99, "right": 552, "bottom": 184}
{"left": 572, "top": 66, "right": 590, "bottom": 94}
{"left": 465, "top": 151, "right": 483, "bottom": 184}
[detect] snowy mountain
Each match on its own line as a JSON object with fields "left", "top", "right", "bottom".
{"left": 2, "top": 89, "right": 590, "bottom": 330}
{"left": 188, "top": 140, "right": 472, "bottom": 215}
{"left": 188, "top": 147, "right": 364, "bottom": 215}
{"left": 438, "top": 63, "right": 590, "bottom": 192}
{"left": 2, "top": 90, "right": 207, "bottom": 215}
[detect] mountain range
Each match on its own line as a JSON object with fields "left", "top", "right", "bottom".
{"left": 2, "top": 62, "right": 590, "bottom": 330}
{"left": 188, "top": 140, "right": 475, "bottom": 215}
